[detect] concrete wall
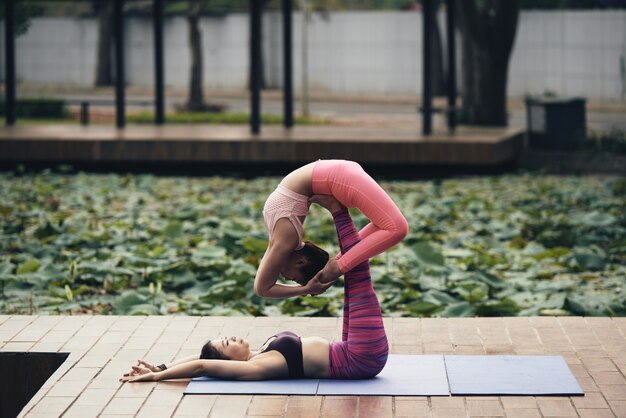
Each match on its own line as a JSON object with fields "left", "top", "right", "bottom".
{"left": 510, "top": 11, "right": 626, "bottom": 100}
{"left": 1, "top": 10, "right": 625, "bottom": 100}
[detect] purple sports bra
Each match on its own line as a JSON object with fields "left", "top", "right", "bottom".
{"left": 260, "top": 331, "right": 305, "bottom": 378}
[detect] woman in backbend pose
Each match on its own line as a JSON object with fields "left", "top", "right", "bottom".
{"left": 255, "top": 159, "right": 408, "bottom": 299}
{"left": 120, "top": 197, "right": 389, "bottom": 382}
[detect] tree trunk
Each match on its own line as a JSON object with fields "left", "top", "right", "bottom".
{"left": 187, "top": 0, "right": 208, "bottom": 111}
{"left": 456, "top": 0, "right": 519, "bottom": 126}
{"left": 430, "top": 0, "right": 446, "bottom": 96}
{"left": 248, "top": 0, "right": 268, "bottom": 90}
{"left": 95, "top": 0, "right": 114, "bottom": 86}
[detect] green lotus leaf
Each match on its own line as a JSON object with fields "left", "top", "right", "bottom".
{"left": 17, "top": 258, "right": 41, "bottom": 275}
{"left": 411, "top": 242, "right": 445, "bottom": 266}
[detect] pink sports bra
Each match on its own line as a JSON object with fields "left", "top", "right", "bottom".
{"left": 262, "top": 184, "right": 308, "bottom": 250}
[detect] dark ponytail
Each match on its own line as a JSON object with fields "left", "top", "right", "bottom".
{"left": 298, "top": 240, "right": 330, "bottom": 284}
{"left": 200, "top": 340, "right": 228, "bottom": 360}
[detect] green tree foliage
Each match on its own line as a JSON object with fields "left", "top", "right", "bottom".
{"left": 0, "top": 1, "right": 44, "bottom": 37}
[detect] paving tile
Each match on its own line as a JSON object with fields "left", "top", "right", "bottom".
{"left": 62, "top": 335, "right": 99, "bottom": 350}
{"left": 143, "top": 386, "right": 184, "bottom": 407}
{"left": 100, "top": 331, "right": 133, "bottom": 344}
{"left": 136, "top": 404, "right": 178, "bottom": 418}
{"left": 573, "top": 392, "right": 610, "bottom": 409}
{"left": 209, "top": 395, "right": 253, "bottom": 417}
{"left": 88, "top": 342, "right": 124, "bottom": 355}
{"left": 569, "top": 333, "right": 601, "bottom": 346}
{"left": 500, "top": 396, "right": 537, "bottom": 409}
{"left": 431, "top": 408, "right": 467, "bottom": 418}
{"left": 423, "top": 343, "right": 454, "bottom": 353}
{"left": 116, "top": 381, "right": 156, "bottom": 397}
{"left": 569, "top": 363, "right": 592, "bottom": 378}
{"left": 394, "top": 398, "right": 430, "bottom": 417}
{"left": 59, "top": 366, "right": 100, "bottom": 381}
{"left": 391, "top": 345, "right": 422, "bottom": 354}
{"left": 484, "top": 344, "right": 515, "bottom": 355}
{"left": 608, "top": 400, "right": 626, "bottom": 417}
{"left": 45, "top": 379, "right": 89, "bottom": 397}
{"left": 578, "top": 409, "right": 616, "bottom": 418}
{"left": 284, "top": 395, "right": 322, "bottom": 418}
{"left": 504, "top": 409, "right": 542, "bottom": 418}
{"left": 73, "top": 388, "right": 117, "bottom": 407}
{"left": 592, "top": 371, "right": 626, "bottom": 385}
{"left": 28, "top": 396, "right": 74, "bottom": 415}
{"left": 75, "top": 354, "right": 111, "bottom": 368}
{"left": 466, "top": 399, "right": 504, "bottom": 416}
{"left": 13, "top": 324, "right": 53, "bottom": 341}
{"left": 537, "top": 398, "right": 577, "bottom": 417}
{"left": 174, "top": 395, "right": 217, "bottom": 416}
{"left": 599, "top": 385, "right": 626, "bottom": 401}
{"left": 578, "top": 377, "right": 601, "bottom": 392}
{"left": 87, "top": 376, "right": 123, "bottom": 390}
{"left": 453, "top": 345, "right": 485, "bottom": 355}
{"left": 29, "top": 341, "right": 64, "bottom": 352}
{"left": 321, "top": 397, "right": 358, "bottom": 418}
{"left": 247, "top": 396, "right": 288, "bottom": 416}
{"left": 393, "top": 333, "right": 420, "bottom": 345}
{"left": 431, "top": 397, "right": 465, "bottom": 409}
{"left": 582, "top": 357, "right": 618, "bottom": 372}
{"left": 1, "top": 341, "right": 35, "bottom": 351}
{"left": 577, "top": 347, "right": 609, "bottom": 357}
{"left": 62, "top": 404, "right": 102, "bottom": 418}
{"left": 101, "top": 396, "right": 145, "bottom": 415}
{"left": 357, "top": 396, "right": 392, "bottom": 418}
{"left": 155, "top": 381, "right": 190, "bottom": 392}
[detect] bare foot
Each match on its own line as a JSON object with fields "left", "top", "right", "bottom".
{"left": 313, "top": 258, "right": 343, "bottom": 284}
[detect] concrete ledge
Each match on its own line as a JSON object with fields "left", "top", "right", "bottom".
{"left": 0, "top": 125, "right": 525, "bottom": 166}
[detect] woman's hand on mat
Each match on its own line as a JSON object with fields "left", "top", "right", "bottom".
{"left": 132, "top": 359, "right": 160, "bottom": 373}
{"left": 305, "top": 275, "right": 334, "bottom": 296}
{"left": 119, "top": 366, "right": 155, "bottom": 383}
{"left": 308, "top": 195, "right": 346, "bottom": 214}
{"left": 311, "top": 257, "right": 343, "bottom": 285}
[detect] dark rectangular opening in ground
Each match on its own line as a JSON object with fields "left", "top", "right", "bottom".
{"left": 0, "top": 352, "right": 69, "bottom": 418}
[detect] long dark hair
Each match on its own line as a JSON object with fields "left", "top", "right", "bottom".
{"left": 299, "top": 240, "right": 330, "bottom": 283}
{"left": 200, "top": 340, "right": 228, "bottom": 360}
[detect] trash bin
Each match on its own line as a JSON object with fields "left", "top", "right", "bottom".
{"left": 525, "top": 97, "right": 586, "bottom": 150}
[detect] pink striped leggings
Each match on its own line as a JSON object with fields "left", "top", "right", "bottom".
{"left": 328, "top": 210, "right": 389, "bottom": 379}
{"left": 312, "top": 160, "right": 408, "bottom": 273}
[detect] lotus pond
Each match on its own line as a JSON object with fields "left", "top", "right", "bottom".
{"left": 1, "top": 170, "right": 625, "bottom": 317}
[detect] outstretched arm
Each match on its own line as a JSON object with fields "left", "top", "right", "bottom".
{"left": 122, "top": 355, "right": 200, "bottom": 377}
{"left": 120, "top": 356, "right": 285, "bottom": 382}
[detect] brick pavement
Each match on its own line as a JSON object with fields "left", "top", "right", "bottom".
{"left": 1, "top": 315, "right": 624, "bottom": 418}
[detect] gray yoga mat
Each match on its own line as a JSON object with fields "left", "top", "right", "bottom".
{"left": 184, "top": 377, "right": 319, "bottom": 395}
{"left": 184, "top": 355, "right": 448, "bottom": 396}
{"left": 183, "top": 354, "right": 583, "bottom": 396}
{"left": 317, "top": 354, "right": 449, "bottom": 396}
{"left": 445, "top": 355, "right": 584, "bottom": 396}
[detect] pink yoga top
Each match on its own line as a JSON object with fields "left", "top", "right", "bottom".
{"left": 263, "top": 184, "right": 308, "bottom": 250}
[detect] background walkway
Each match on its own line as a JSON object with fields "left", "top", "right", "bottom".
{"left": 2, "top": 315, "right": 625, "bottom": 418}
{"left": 15, "top": 85, "right": 626, "bottom": 132}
